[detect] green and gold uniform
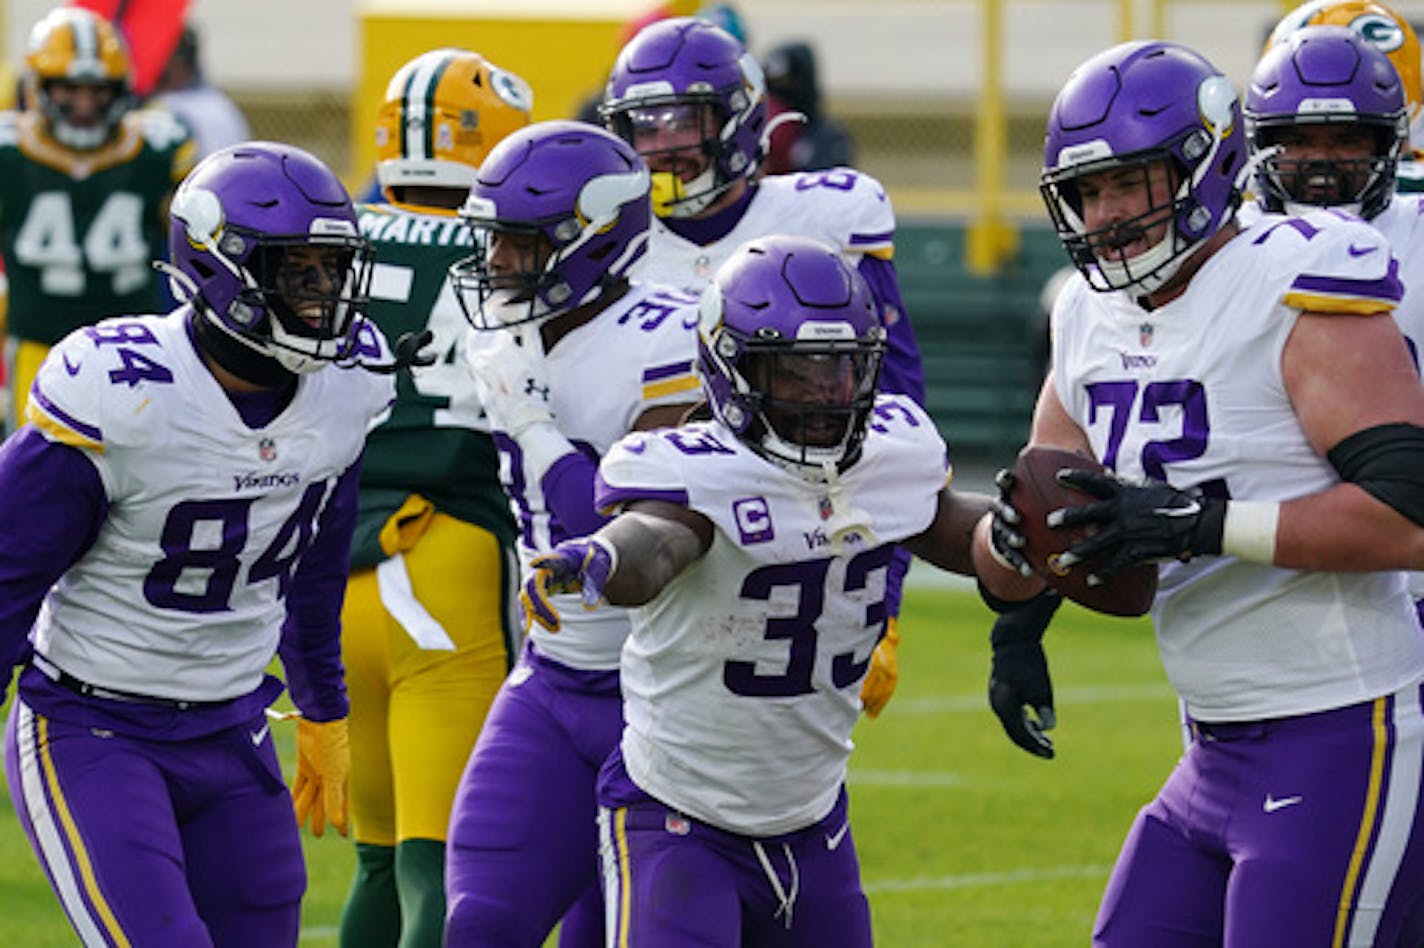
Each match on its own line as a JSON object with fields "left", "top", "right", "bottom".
{"left": 340, "top": 202, "right": 518, "bottom": 947}
{"left": 0, "top": 107, "right": 194, "bottom": 427}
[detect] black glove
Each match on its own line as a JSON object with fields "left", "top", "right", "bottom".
{"left": 988, "top": 589, "right": 1061, "bottom": 759}
{"left": 988, "top": 467, "right": 1033, "bottom": 577}
{"left": 1052, "top": 470, "right": 1226, "bottom": 583}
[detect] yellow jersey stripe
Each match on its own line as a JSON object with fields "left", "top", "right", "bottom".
{"left": 1281, "top": 291, "right": 1396, "bottom": 316}
{"left": 642, "top": 375, "right": 700, "bottom": 401}
{"left": 27, "top": 403, "right": 104, "bottom": 453}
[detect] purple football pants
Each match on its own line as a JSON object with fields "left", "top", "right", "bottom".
{"left": 1095, "top": 681, "right": 1424, "bottom": 947}
{"left": 444, "top": 641, "right": 622, "bottom": 947}
{"left": 597, "top": 771, "right": 872, "bottom": 948}
{"left": 5, "top": 696, "right": 305, "bottom": 947}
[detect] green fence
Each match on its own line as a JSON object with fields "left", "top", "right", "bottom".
{"left": 896, "top": 220, "right": 1068, "bottom": 464}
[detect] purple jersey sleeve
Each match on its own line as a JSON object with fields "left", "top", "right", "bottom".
{"left": 278, "top": 455, "right": 362, "bottom": 722}
{"left": 542, "top": 450, "right": 608, "bottom": 539}
{"left": 0, "top": 427, "right": 108, "bottom": 672}
{"left": 859, "top": 255, "right": 925, "bottom": 406}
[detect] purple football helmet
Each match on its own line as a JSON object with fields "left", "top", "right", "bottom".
{"left": 450, "top": 120, "right": 651, "bottom": 331}
{"left": 600, "top": 16, "right": 766, "bottom": 218}
{"left": 168, "top": 141, "right": 372, "bottom": 373}
{"left": 1041, "top": 41, "right": 1246, "bottom": 296}
{"left": 699, "top": 235, "right": 884, "bottom": 474}
{"left": 1246, "top": 25, "right": 1407, "bottom": 220}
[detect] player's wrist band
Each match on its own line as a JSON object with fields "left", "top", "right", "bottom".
{"left": 1220, "top": 500, "right": 1279, "bottom": 564}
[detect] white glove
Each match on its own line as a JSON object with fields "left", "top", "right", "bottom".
{"left": 464, "top": 326, "right": 555, "bottom": 436}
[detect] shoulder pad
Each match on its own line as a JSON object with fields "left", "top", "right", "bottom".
{"left": 1265, "top": 211, "right": 1402, "bottom": 316}
{"left": 133, "top": 107, "right": 192, "bottom": 151}
{"left": 595, "top": 426, "right": 716, "bottom": 514}
{"left": 771, "top": 167, "right": 896, "bottom": 258}
{"left": 27, "top": 317, "right": 179, "bottom": 453}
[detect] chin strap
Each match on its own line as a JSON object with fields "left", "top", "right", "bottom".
{"left": 357, "top": 329, "right": 438, "bottom": 375}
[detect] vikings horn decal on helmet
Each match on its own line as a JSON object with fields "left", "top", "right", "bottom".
{"left": 449, "top": 120, "right": 651, "bottom": 330}
{"left": 1247, "top": 25, "right": 1408, "bottom": 219}
{"left": 1268, "top": 1, "right": 1424, "bottom": 152}
{"left": 1040, "top": 41, "right": 1246, "bottom": 296}
{"left": 168, "top": 142, "right": 374, "bottom": 374}
{"left": 375, "top": 48, "right": 534, "bottom": 207}
{"left": 698, "top": 234, "right": 885, "bottom": 475}
{"left": 600, "top": 16, "right": 766, "bottom": 218}
{"left": 25, "top": 7, "right": 133, "bottom": 151}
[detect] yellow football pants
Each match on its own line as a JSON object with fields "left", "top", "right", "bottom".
{"left": 341, "top": 506, "right": 517, "bottom": 845}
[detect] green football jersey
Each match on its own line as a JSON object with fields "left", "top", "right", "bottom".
{"left": 1397, "top": 157, "right": 1424, "bottom": 193}
{"left": 351, "top": 203, "right": 515, "bottom": 567}
{"left": 0, "top": 108, "right": 195, "bottom": 345}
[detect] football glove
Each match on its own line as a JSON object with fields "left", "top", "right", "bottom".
{"left": 291, "top": 716, "right": 350, "bottom": 838}
{"left": 988, "top": 590, "right": 1061, "bottom": 759}
{"left": 988, "top": 467, "right": 1034, "bottom": 577}
{"left": 464, "top": 327, "right": 555, "bottom": 436}
{"left": 520, "top": 537, "right": 618, "bottom": 633}
{"left": 859, "top": 618, "right": 901, "bottom": 719}
{"left": 1052, "top": 470, "right": 1225, "bottom": 583}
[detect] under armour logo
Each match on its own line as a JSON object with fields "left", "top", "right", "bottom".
{"left": 524, "top": 379, "right": 550, "bottom": 400}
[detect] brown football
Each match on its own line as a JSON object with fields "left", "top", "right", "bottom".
{"left": 1007, "top": 445, "right": 1158, "bottom": 618}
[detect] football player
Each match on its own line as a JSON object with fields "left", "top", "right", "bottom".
{"left": 521, "top": 235, "right": 995, "bottom": 946}
{"left": 1, "top": 7, "right": 196, "bottom": 431}
{"left": 977, "top": 40, "right": 1424, "bottom": 944}
{"left": 1266, "top": 0, "right": 1424, "bottom": 189}
{"left": 337, "top": 48, "right": 532, "bottom": 948}
{"left": 986, "top": 19, "right": 1424, "bottom": 765}
{"left": 599, "top": 15, "right": 922, "bottom": 722}
{"left": 0, "top": 142, "right": 395, "bottom": 946}
{"left": 442, "top": 120, "right": 701, "bottom": 947}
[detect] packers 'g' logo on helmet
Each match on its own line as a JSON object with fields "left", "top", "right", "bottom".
{"left": 375, "top": 48, "right": 534, "bottom": 207}
{"left": 24, "top": 7, "right": 133, "bottom": 151}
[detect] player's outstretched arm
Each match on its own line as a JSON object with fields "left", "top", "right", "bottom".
{"left": 521, "top": 501, "right": 714, "bottom": 632}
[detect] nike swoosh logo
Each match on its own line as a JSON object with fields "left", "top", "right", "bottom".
{"left": 1263, "top": 794, "right": 1303, "bottom": 813}
{"left": 62, "top": 354, "right": 82, "bottom": 376}
{"left": 250, "top": 723, "right": 270, "bottom": 747}
{"left": 1348, "top": 244, "right": 1377, "bottom": 257}
{"left": 826, "top": 821, "right": 850, "bottom": 851}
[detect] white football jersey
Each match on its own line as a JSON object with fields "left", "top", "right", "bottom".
{"left": 500, "top": 284, "right": 701, "bottom": 669}
{"left": 599, "top": 394, "right": 947, "bottom": 835}
{"left": 1241, "top": 195, "right": 1424, "bottom": 354}
{"left": 25, "top": 312, "right": 395, "bottom": 701}
{"left": 1052, "top": 209, "right": 1424, "bottom": 721}
{"left": 629, "top": 168, "right": 895, "bottom": 290}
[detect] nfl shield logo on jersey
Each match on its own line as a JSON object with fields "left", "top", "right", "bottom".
{"left": 1139, "top": 322, "right": 1154, "bottom": 348}
{"left": 259, "top": 437, "right": 278, "bottom": 463}
{"left": 664, "top": 813, "right": 691, "bottom": 836}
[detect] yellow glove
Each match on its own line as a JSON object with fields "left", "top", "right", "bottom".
{"left": 860, "top": 618, "right": 901, "bottom": 719}
{"left": 291, "top": 717, "right": 350, "bottom": 838}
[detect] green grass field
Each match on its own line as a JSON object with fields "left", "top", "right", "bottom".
{"left": 0, "top": 587, "right": 1181, "bottom": 946}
